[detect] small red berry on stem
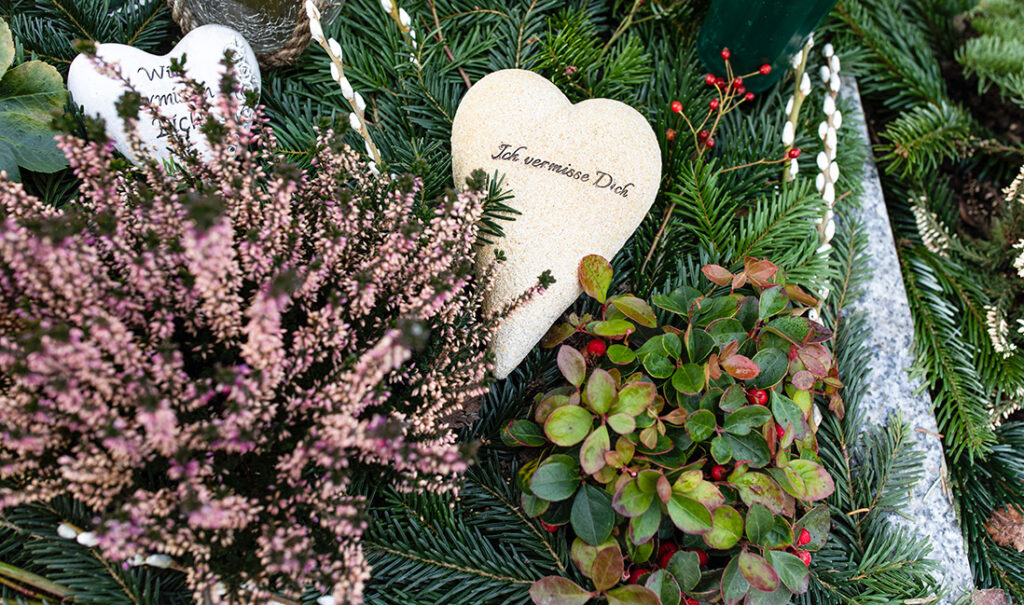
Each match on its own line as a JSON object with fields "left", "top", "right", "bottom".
{"left": 735, "top": 85, "right": 746, "bottom": 95}
{"left": 671, "top": 100, "right": 683, "bottom": 113}
{"left": 540, "top": 521, "right": 559, "bottom": 533}
{"left": 698, "top": 129, "right": 710, "bottom": 141}
{"left": 685, "top": 599, "right": 699, "bottom": 605}
{"left": 721, "top": 47, "right": 731, "bottom": 60}
{"left": 733, "top": 77, "right": 743, "bottom": 88}
{"left": 586, "top": 339, "right": 607, "bottom": 356}
{"left": 715, "top": 77, "right": 726, "bottom": 88}
{"left": 709, "top": 98, "right": 720, "bottom": 110}
{"left": 705, "top": 138, "right": 715, "bottom": 148}
{"left": 666, "top": 128, "right": 677, "bottom": 142}
{"left": 748, "top": 388, "right": 768, "bottom": 405}
{"left": 705, "top": 73, "right": 717, "bottom": 86}
{"left": 788, "top": 147, "right": 802, "bottom": 159}
{"left": 759, "top": 63, "right": 772, "bottom": 75}
{"left": 775, "top": 424, "right": 786, "bottom": 439}
{"left": 797, "top": 528, "right": 811, "bottom": 546}
{"left": 744, "top": 92, "right": 755, "bottom": 102}
{"left": 710, "top": 464, "right": 727, "bottom": 481}
{"left": 796, "top": 549, "right": 812, "bottom": 566}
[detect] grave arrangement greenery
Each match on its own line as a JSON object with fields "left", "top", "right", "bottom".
{"left": 508, "top": 255, "right": 839, "bottom": 604}
{"left": 831, "top": 0, "right": 1024, "bottom": 597}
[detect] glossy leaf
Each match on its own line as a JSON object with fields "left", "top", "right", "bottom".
{"left": 558, "top": 345, "right": 586, "bottom": 387}
{"left": 767, "top": 550, "right": 809, "bottom": 593}
{"left": 781, "top": 459, "right": 835, "bottom": 501}
{"left": 749, "top": 348, "right": 788, "bottom": 389}
{"left": 723, "top": 406, "right": 772, "bottom": 436}
{"left": 684, "top": 409, "right": 716, "bottom": 442}
{"left": 666, "top": 550, "right": 701, "bottom": 591}
{"left": 794, "top": 504, "right": 831, "bottom": 551}
{"left": 606, "top": 585, "right": 660, "bottom": 605}
{"left": 707, "top": 317, "right": 746, "bottom": 348}
{"left": 745, "top": 503, "right": 773, "bottom": 545}
{"left": 720, "top": 384, "right": 748, "bottom": 412}
{"left": 529, "top": 455, "right": 580, "bottom": 502}
{"left": 521, "top": 492, "right": 550, "bottom": 518}
{"left": 645, "top": 570, "right": 681, "bottom": 605}
{"left": 662, "top": 332, "right": 683, "bottom": 359}
{"left": 720, "top": 353, "right": 760, "bottom": 380}
{"left": 667, "top": 493, "right": 712, "bottom": 534}
{"left": 611, "top": 295, "right": 657, "bottom": 328}
{"left": 732, "top": 472, "right": 787, "bottom": 515}
{"left": 580, "top": 425, "right": 610, "bottom": 475}
{"left": 529, "top": 577, "right": 592, "bottom": 605}
{"left": 571, "top": 484, "right": 614, "bottom": 546}
{"left": 720, "top": 556, "right": 750, "bottom": 604}
{"left": 672, "top": 363, "right": 704, "bottom": 395}
{"left": 579, "top": 254, "right": 613, "bottom": 303}
{"left": 502, "top": 419, "right": 547, "bottom": 447}
{"left": 588, "top": 319, "right": 636, "bottom": 338}
{"left": 542, "top": 322, "right": 576, "bottom": 349}
{"left": 704, "top": 505, "right": 743, "bottom": 549}
{"left": 591, "top": 546, "right": 623, "bottom": 592}
{"left": 758, "top": 285, "right": 788, "bottom": 319}
{"left": 764, "top": 316, "right": 812, "bottom": 345}
{"left": 738, "top": 550, "right": 780, "bottom": 592}
{"left": 545, "top": 405, "right": 594, "bottom": 447}
{"left": 702, "top": 263, "right": 733, "bottom": 286}
{"left": 643, "top": 352, "right": 676, "bottom": 379}
{"left": 711, "top": 435, "right": 732, "bottom": 464}
{"left": 607, "top": 413, "right": 636, "bottom": 435}
{"left": 536, "top": 393, "right": 570, "bottom": 423}
{"left": 723, "top": 431, "right": 770, "bottom": 468}
{"left": 652, "top": 286, "right": 702, "bottom": 316}
{"left": 586, "top": 369, "right": 616, "bottom": 415}
{"left": 611, "top": 382, "right": 657, "bottom": 416}
{"left": 686, "top": 328, "right": 715, "bottom": 363}
{"left": 613, "top": 480, "right": 654, "bottom": 518}
{"left": 629, "top": 499, "right": 661, "bottom": 544}
{"left": 607, "top": 344, "right": 636, "bottom": 364}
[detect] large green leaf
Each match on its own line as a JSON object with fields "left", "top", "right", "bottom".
{"left": 610, "top": 294, "right": 657, "bottom": 327}
{"left": 580, "top": 425, "right": 610, "bottom": 475}
{"left": 0, "top": 60, "right": 68, "bottom": 179}
{"left": 571, "top": 484, "right": 614, "bottom": 546}
{"left": 529, "top": 455, "right": 581, "bottom": 502}
{"left": 0, "top": 19, "right": 13, "bottom": 75}
{"left": 667, "top": 493, "right": 712, "bottom": 534}
{"left": 666, "top": 550, "right": 701, "bottom": 591}
{"left": 645, "top": 570, "right": 681, "bottom": 605}
{"left": 732, "top": 472, "right": 788, "bottom": 515}
{"left": 545, "top": 405, "right": 594, "bottom": 447}
{"left": 579, "top": 254, "right": 613, "bottom": 303}
{"left": 530, "top": 577, "right": 592, "bottom": 605}
{"left": 704, "top": 505, "right": 743, "bottom": 549}
{"left": 611, "top": 382, "right": 656, "bottom": 416}
{"left": 652, "top": 286, "right": 702, "bottom": 316}
{"left": 749, "top": 348, "right": 788, "bottom": 389}
{"left": 629, "top": 499, "right": 661, "bottom": 544}
{"left": 794, "top": 504, "right": 830, "bottom": 551}
{"left": 586, "top": 369, "right": 616, "bottom": 414}
{"left": 672, "top": 363, "right": 704, "bottom": 395}
{"left": 606, "top": 585, "right": 660, "bottom": 605}
{"left": 723, "top": 431, "right": 770, "bottom": 467}
{"left": 685, "top": 409, "right": 716, "bottom": 442}
{"left": 707, "top": 317, "right": 746, "bottom": 347}
{"left": 766, "top": 550, "right": 809, "bottom": 594}
{"left": 613, "top": 479, "right": 654, "bottom": 518}
{"left": 758, "top": 285, "right": 788, "bottom": 319}
{"left": 720, "top": 556, "right": 750, "bottom": 604}
{"left": 780, "top": 459, "right": 835, "bottom": 501}
{"left": 723, "top": 406, "right": 772, "bottom": 436}
{"left": 738, "top": 550, "right": 780, "bottom": 592}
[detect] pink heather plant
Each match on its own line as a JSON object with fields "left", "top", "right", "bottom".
{"left": 0, "top": 60, "right": 532, "bottom": 603}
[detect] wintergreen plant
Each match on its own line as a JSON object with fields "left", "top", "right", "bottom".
{"left": 504, "top": 255, "right": 841, "bottom": 605}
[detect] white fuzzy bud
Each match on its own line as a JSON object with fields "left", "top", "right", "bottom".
{"left": 808, "top": 308, "right": 820, "bottom": 321}
{"left": 308, "top": 18, "right": 324, "bottom": 43}
{"left": 369, "top": 161, "right": 380, "bottom": 176}
{"left": 829, "top": 146, "right": 838, "bottom": 161}
{"left": 57, "top": 523, "right": 79, "bottom": 539}
{"left": 830, "top": 55, "right": 841, "bottom": 73}
{"left": 410, "top": 29, "right": 416, "bottom": 40}
{"left": 329, "top": 62, "right": 340, "bottom": 82}
{"left": 785, "top": 96, "right": 794, "bottom": 115}
{"left": 825, "top": 209, "right": 834, "bottom": 223}
{"left": 354, "top": 91, "right": 366, "bottom": 111}
{"left": 823, "top": 95, "right": 835, "bottom": 116}
{"left": 800, "top": 73, "right": 812, "bottom": 95}
{"left": 818, "top": 121, "right": 829, "bottom": 139}
{"left": 807, "top": 33, "right": 815, "bottom": 48}
{"left": 813, "top": 404, "right": 823, "bottom": 427}
{"left": 328, "top": 38, "right": 342, "bottom": 59}
{"left": 825, "top": 127, "right": 838, "bottom": 150}
{"left": 791, "top": 53, "right": 803, "bottom": 69}
{"left": 77, "top": 532, "right": 99, "bottom": 547}
{"left": 816, "top": 173, "right": 826, "bottom": 191}
{"left": 824, "top": 219, "right": 836, "bottom": 241}
{"left": 823, "top": 182, "right": 836, "bottom": 204}
{"left": 348, "top": 112, "right": 361, "bottom": 131}
{"left": 305, "top": 0, "right": 321, "bottom": 22}
{"left": 381, "top": 0, "right": 393, "bottom": 12}
{"left": 340, "top": 77, "right": 354, "bottom": 100}
{"left": 819, "top": 65, "right": 830, "bottom": 84}
{"left": 145, "top": 554, "right": 174, "bottom": 568}
{"left": 817, "top": 151, "right": 829, "bottom": 171}
{"left": 817, "top": 242, "right": 833, "bottom": 254}
{"left": 364, "top": 139, "right": 373, "bottom": 155}
{"left": 818, "top": 286, "right": 831, "bottom": 300}
{"left": 317, "top": 597, "right": 337, "bottom": 605}
{"left": 829, "top": 161, "right": 840, "bottom": 182}
{"left": 131, "top": 554, "right": 145, "bottom": 567}
{"left": 399, "top": 8, "right": 411, "bottom": 27}
{"left": 832, "top": 110, "right": 843, "bottom": 130}
{"left": 823, "top": 43, "right": 834, "bottom": 58}
{"left": 789, "top": 158, "right": 800, "bottom": 178}
{"left": 782, "top": 122, "right": 795, "bottom": 146}
{"left": 829, "top": 73, "right": 841, "bottom": 93}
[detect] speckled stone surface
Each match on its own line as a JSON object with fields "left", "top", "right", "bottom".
{"left": 451, "top": 70, "right": 661, "bottom": 378}
{"left": 844, "top": 77, "right": 974, "bottom": 601}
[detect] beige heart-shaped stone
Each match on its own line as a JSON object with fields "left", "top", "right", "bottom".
{"left": 452, "top": 69, "right": 661, "bottom": 378}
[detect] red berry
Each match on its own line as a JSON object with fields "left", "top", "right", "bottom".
{"left": 748, "top": 388, "right": 768, "bottom": 405}
{"left": 796, "top": 549, "right": 812, "bottom": 566}
{"left": 788, "top": 147, "right": 802, "bottom": 159}
{"left": 705, "top": 73, "right": 716, "bottom": 85}
{"left": 744, "top": 92, "right": 755, "bottom": 102}
{"left": 715, "top": 77, "right": 726, "bottom": 88}
{"left": 540, "top": 521, "right": 559, "bottom": 533}
{"left": 671, "top": 100, "right": 683, "bottom": 113}
{"left": 658, "top": 542, "right": 679, "bottom": 559}
{"left": 776, "top": 424, "right": 786, "bottom": 439}
{"left": 709, "top": 98, "right": 720, "bottom": 110}
{"left": 685, "top": 599, "right": 699, "bottom": 605}
{"left": 658, "top": 551, "right": 675, "bottom": 568}
{"left": 710, "top": 464, "right": 727, "bottom": 481}
{"left": 586, "top": 339, "right": 607, "bottom": 356}
{"left": 797, "top": 528, "right": 811, "bottom": 546}
{"left": 721, "top": 47, "right": 731, "bottom": 60}
{"left": 666, "top": 128, "right": 677, "bottom": 142}
{"left": 628, "top": 567, "right": 652, "bottom": 584}
{"left": 733, "top": 77, "right": 743, "bottom": 88}
{"left": 759, "top": 64, "right": 772, "bottom": 75}
{"left": 694, "top": 549, "right": 709, "bottom": 566}
{"left": 705, "top": 138, "right": 715, "bottom": 148}
{"left": 735, "top": 85, "right": 746, "bottom": 95}
{"left": 698, "top": 129, "right": 710, "bottom": 141}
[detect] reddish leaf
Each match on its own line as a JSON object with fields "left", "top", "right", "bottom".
{"left": 720, "top": 354, "right": 760, "bottom": 381}
{"left": 702, "top": 264, "right": 733, "bottom": 286}
{"left": 558, "top": 345, "right": 587, "bottom": 387}
{"left": 606, "top": 585, "right": 660, "bottom": 605}
{"left": 738, "top": 550, "right": 780, "bottom": 592}
{"left": 530, "top": 576, "right": 593, "bottom": 605}
{"left": 591, "top": 546, "right": 624, "bottom": 592}
{"left": 580, "top": 255, "right": 613, "bottom": 303}
{"left": 744, "top": 257, "right": 779, "bottom": 287}
{"left": 784, "top": 284, "right": 819, "bottom": 307}
{"left": 796, "top": 344, "right": 832, "bottom": 378}
{"left": 791, "top": 370, "right": 815, "bottom": 391}
{"left": 610, "top": 295, "right": 657, "bottom": 328}
{"left": 731, "top": 271, "right": 748, "bottom": 291}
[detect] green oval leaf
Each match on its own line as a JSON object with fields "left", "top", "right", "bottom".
{"left": 591, "top": 546, "right": 623, "bottom": 592}
{"left": 672, "top": 363, "right": 704, "bottom": 395}
{"left": 723, "top": 431, "right": 770, "bottom": 468}
{"left": 502, "top": 419, "right": 547, "bottom": 447}
{"left": 795, "top": 504, "right": 831, "bottom": 551}
{"left": 745, "top": 503, "right": 773, "bottom": 545}
{"left": 643, "top": 352, "right": 676, "bottom": 379}
{"left": 704, "top": 505, "right": 743, "bottom": 549}
{"left": 530, "top": 576, "right": 592, "bottom": 605}
{"left": 749, "top": 348, "right": 788, "bottom": 389}
{"left": 529, "top": 455, "right": 580, "bottom": 502}
{"left": 644, "top": 569, "right": 681, "bottom": 605}
{"left": 686, "top": 328, "right": 715, "bottom": 363}
{"left": 708, "top": 317, "right": 747, "bottom": 348}
{"left": 579, "top": 254, "right": 613, "bottom": 303}
{"left": 758, "top": 285, "right": 788, "bottom": 320}
{"left": 607, "top": 413, "right": 636, "bottom": 435}
{"left": 685, "top": 409, "right": 716, "bottom": 442}
{"left": 720, "top": 556, "right": 750, "bottom": 604}
{"left": 571, "top": 484, "right": 614, "bottom": 546}
{"left": 782, "top": 459, "right": 835, "bottom": 501}
{"left": 606, "top": 585, "right": 660, "bottom": 605}
{"left": 613, "top": 479, "right": 654, "bottom": 518}
{"left": 711, "top": 435, "right": 732, "bottom": 464}
{"left": 580, "top": 425, "right": 610, "bottom": 475}
{"left": 723, "top": 405, "right": 773, "bottom": 436}
{"left": 545, "top": 405, "right": 594, "bottom": 447}
{"left": 607, "top": 344, "right": 636, "bottom": 364}
{"left": 588, "top": 319, "right": 636, "bottom": 337}
{"left": 766, "top": 550, "right": 809, "bottom": 594}
{"left": 667, "top": 493, "right": 712, "bottom": 534}
{"left": 738, "top": 550, "right": 780, "bottom": 592}
{"left": 557, "top": 345, "right": 586, "bottom": 387}
{"left": 652, "top": 286, "right": 702, "bottom": 316}
{"left": 586, "top": 369, "right": 616, "bottom": 415}
{"left": 666, "top": 550, "right": 701, "bottom": 591}
{"left": 732, "top": 472, "right": 788, "bottom": 515}
{"left": 610, "top": 294, "right": 657, "bottom": 328}
{"left": 629, "top": 499, "right": 661, "bottom": 544}
{"left": 611, "top": 382, "right": 656, "bottom": 416}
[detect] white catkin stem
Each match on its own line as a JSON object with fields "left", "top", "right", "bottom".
{"left": 782, "top": 38, "right": 815, "bottom": 183}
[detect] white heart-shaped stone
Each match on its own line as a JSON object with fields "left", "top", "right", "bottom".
{"left": 452, "top": 70, "right": 661, "bottom": 378}
{"left": 67, "top": 25, "right": 260, "bottom": 164}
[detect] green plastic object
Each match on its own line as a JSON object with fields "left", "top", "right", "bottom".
{"left": 697, "top": 0, "right": 838, "bottom": 93}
